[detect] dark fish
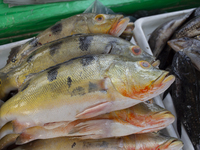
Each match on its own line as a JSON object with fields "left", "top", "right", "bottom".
{"left": 171, "top": 51, "right": 200, "bottom": 150}
{"left": 168, "top": 37, "right": 200, "bottom": 71}
{"left": 174, "top": 15, "right": 200, "bottom": 38}
{"left": 148, "top": 12, "right": 191, "bottom": 58}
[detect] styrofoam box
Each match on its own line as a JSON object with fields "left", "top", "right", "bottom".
{"left": 133, "top": 8, "right": 195, "bottom": 150}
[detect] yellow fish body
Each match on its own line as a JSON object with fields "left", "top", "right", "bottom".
{"left": 0, "top": 34, "right": 155, "bottom": 101}
{"left": 14, "top": 101, "right": 174, "bottom": 145}
{"left": 1, "top": 13, "right": 130, "bottom": 74}
{"left": 0, "top": 55, "right": 174, "bottom": 133}
{"left": 12, "top": 133, "right": 183, "bottom": 150}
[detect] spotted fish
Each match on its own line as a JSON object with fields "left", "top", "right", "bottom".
{"left": 11, "top": 133, "right": 183, "bottom": 150}
{"left": 0, "top": 55, "right": 174, "bottom": 133}
{"left": 0, "top": 34, "right": 156, "bottom": 101}
{"left": 0, "top": 13, "right": 131, "bottom": 74}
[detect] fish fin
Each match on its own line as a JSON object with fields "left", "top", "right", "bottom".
{"left": 12, "top": 120, "right": 34, "bottom": 134}
{"left": 68, "top": 120, "right": 109, "bottom": 138}
{"left": 75, "top": 102, "right": 112, "bottom": 119}
{"left": 0, "top": 133, "right": 19, "bottom": 150}
{"left": 16, "top": 126, "right": 44, "bottom": 145}
{"left": 43, "top": 121, "right": 69, "bottom": 130}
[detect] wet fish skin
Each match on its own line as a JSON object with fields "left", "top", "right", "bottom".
{"left": 0, "top": 13, "right": 130, "bottom": 74}
{"left": 0, "top": 122, "right": 13, "bottom": 139}
{"left": 148, "top": 13, "right": 191, "bottom": 58}
{"left": 0, "top": 34, "right": 155, "bottom": 101}
{"left": 174, "top": 15, "right": 200, "bottom": 38}
{"left": 168, "top": 37, "right": 200, "bottom": 71}
{"left": 171, "top": 52, "right": 200, "bottom": 150}
{"left": 12, "top": 133, "right": 183, "bottom": 150}
{"left": 14, "top": 102, "right": 174, "bottom": 144}
{"left": 0, "top": 54, "right": 174, "bottom": 133}
{"left": 0, "top": 134, "right": 19, "bottom": 150}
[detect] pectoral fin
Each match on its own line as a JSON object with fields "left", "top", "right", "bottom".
{"left": 43, "top": 121, "right": 69, "bottom": 129}
{"left": 75, "top": 102, "right": 112, "bottom": 119}
{"left": 68, "top": 120, "right": 111, "bottom": 139}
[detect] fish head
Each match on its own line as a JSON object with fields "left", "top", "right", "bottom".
{"left": 86, "top": 14, "right": 130, "bottom": 36}
{"left": 168, "top": 37, "right": 193, "bottom": 52}
{"left": 115, "top": 101, "right": 174, "bottom": 133}
{"left": 123, "top": 133, "right": 183, "bottom": 150}
{"left": 111, "top": 43, "right": 156, "bottom": 64}
{"left": 107, "top": 61, "right": 175, "bottom": 101}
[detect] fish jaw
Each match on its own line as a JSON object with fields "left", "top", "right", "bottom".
{"left": 137, "top": 111, "right": 175, "bottom": 133}
{"left": 131, "top": 72, "right": 175, "bottom": 101}
{"left": 145, "top": 73, "right": 175, "bottom": 100}
{"left": 158, "top": 138, "right": 184, "bottom": 150}
{"left": 168, "top": 37, "right": 192, "bottom": 52}
{"left": 109, "top": 17, "right": 130, "bottom": 37}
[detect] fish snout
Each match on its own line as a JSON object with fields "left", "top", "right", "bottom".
{"left": 159, "top": 138, "right": 184, "bottom": 150}
{"left": 109, "top": 17, "right": 130, "bottom": 37}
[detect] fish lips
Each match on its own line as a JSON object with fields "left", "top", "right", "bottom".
{"left": 147, "top": 72, "right": 175, "bottom": 99}
{"left": 138, "top": 111, "right": 175, "bottom": 133}
{"left": 109, "top": 17, "right": 130, "bottom": 37}
{"left": 158, "top": 138, "right": 184, "bottom": 150}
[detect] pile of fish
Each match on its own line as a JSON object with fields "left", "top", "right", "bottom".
{"left": 0, "top": 13, "right": 182, "bottom": 150}
{"left": 148, "top": 7, "right": 200, "bottom": 150}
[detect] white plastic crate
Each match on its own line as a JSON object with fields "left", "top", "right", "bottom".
{"left": 133, "top": 8, "right": 195, "bottom": 150}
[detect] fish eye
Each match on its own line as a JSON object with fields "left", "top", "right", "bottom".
{"left": 131, "top": 46, "right": 142, "bottom": 55}
{"left": 95, "top": 14, "right": 104, "bottom": 22}
{"left": 139, "top": 61, "right": 151, "bottom": 68}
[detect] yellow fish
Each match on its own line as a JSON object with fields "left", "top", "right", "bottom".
{"left": 14, "top": 101, "right": 174, "bottom": 145}
{"left": 0, "top": 34, "right": 156, "bottom": 101}
{"left": 12, "top": 133, "right": 183, "bottom": 150}
{"left": 1, "top": 13, "right": 131, "bottom": 74}
{"left": 0, "top": 55, "right": 175, "bottom": 133}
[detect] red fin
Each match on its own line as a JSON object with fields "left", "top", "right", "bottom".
{"left": 68, "top": 119, "right": 112, "bottom": 139}
{"left": 75, "top": 102, "right": 112, "bottom": 119}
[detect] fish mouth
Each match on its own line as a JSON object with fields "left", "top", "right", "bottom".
{"left": 153, "top": 72, "right": 175, "bottom": 88}
{"left": 146, "top": 72, "right": 175, "bottom": 99}
{"left": 109, "top": 17, "right": 130, "bottom": 37}
{"left": 152, "top": 110, "right": 175, "bottom": 124}
{"left": 159, "top": 139, "right": 184, "bottom": 150}
{"left": 138, "top": 111, "right": 174, "bottom": 133}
